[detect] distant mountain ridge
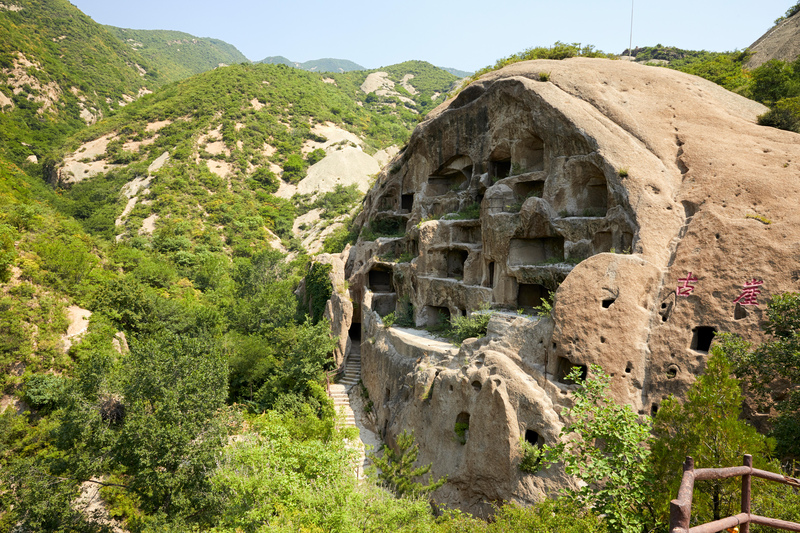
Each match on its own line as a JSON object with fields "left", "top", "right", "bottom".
{"left": 438, "top": 66, "right": 472, "bottom": 78}
{"left": 106, "top": 27, "right": 250, "bottom": 83}
{"left": 258, "top": 56, "right": 472, "bottom": 77}
{"left": 258, "top": 56, "right": 365, "bottom": 73}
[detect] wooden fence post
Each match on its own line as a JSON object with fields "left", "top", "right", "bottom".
{"left": 741, "top": 454, "right": 752, "bottom": 533}
{"left": 670, "top": 456, "right": 695, "bottom": 533}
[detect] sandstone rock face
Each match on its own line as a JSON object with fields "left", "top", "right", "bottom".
{"left": 746, "top": 11, "right": 800, "bottom": 69}
{"left": 325, "top": 58, "right": 800, "bottom": 515}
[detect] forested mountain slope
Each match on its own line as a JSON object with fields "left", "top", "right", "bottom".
{"left": 106, "top": 27, "right": 250, "bottom": 83}
{"left": 0, "top": 0, "right": 163, "bottom": 167}
{"left": 48, "top": 60, "right": 457, "bottom": 255}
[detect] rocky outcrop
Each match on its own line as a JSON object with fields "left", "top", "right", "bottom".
{"left": 746, "top": 11, "right": 800, "bottom": 69}
{"left": 323, "top": 57, "right": 800, "bottom": 514}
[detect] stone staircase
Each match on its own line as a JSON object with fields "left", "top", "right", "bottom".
{"left": 328, "top": 343, "right": 369, "bottom": 478}
{"left": 339, "top": 343, "right": 361, "bottom": 390}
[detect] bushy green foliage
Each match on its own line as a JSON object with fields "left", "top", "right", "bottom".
{"left": 371, "top": 430, "right": 446, "bottom": 498}
{"left": 0, "top": 0, "right": 161, "bottom": 166}
{"left": 321, "top": 213, "right": 360, "bottom": 254}
{"left": 774, "top": 1, "right": 800, "bottom": 24}
{"left": 22, "top": 373, "right": 67, "bottom": 413}
{"left": 305, "top": 262, "right": 333, "bottom": 325}
{"left": 721, "top": 293, "right": 800, "bottom": 460}
{"left": 297, "top": 183, "right": 362, "bottom": 220}
{"left": 306, "top": 147, "right": 326, "bottom": 165}
{"left": 651, "top": 351, "right": 778, "bottom": 524}
{"left": 445, "top": 309, "right": 492, "bottom": 345}
{"left": 441, "top": 202, "right": 481, "bottom": 220}
{"left": 758, "top": 96, "right": 800, "bottom": 132}
{"left": 518, "top": 438, "right": 543, "bottom": 474}
{"left": 105, "top": 27, "right": 249, "bottom": 84}
{"left": 0, "top": 222, "right": 16, "bottom": 282}
{"left": 535, "top": 365, "right": 652, "bottom": 533}
{"left": 469, "top": 42, "right": 613, "bottom": 81}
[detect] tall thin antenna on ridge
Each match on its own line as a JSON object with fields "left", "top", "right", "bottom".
{"left": 628, "top": 0, "right": 634, "bottom": 59}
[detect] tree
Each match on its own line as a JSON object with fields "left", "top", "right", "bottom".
{"left": 53, "top": 333, "right": 235, "bottom": 525}
{"left": 651, "top": 351, "right": 775, "bottom": 525}
{"left": 371, "top": 430, "right": 446, "bottom": 498}
{"left": 722, "top": 292, "right": 800, "bottom": 460}
{"left": 535, "top": 365, "right": 652, "bottom": 533}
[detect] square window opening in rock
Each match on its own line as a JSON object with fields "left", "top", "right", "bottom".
{"left": 446, "top": 250, "right": 469, "bottom": 278}
{"left": 428, "top": 173, "right": 467, "bottom": 196}
{"left": 371, "top": 217, "right": 403, "bottom": 237}
{"left": 621, "top": 231, "right": 634, "bottom": 252}
{"left": 691, "top": 326, "right": 716, "bottom": 353}
{"left": 425, "top": 305, "right": 451, "bottom": 327}
{"left": 514, "top": 136, "right": 545, "bottom": 172}
{"left": 401, "top": 194, "right": 414, "bottom": 212}
{"left": 592, "top": 231, "right": 613, "bottom": 254}
{"left": 508, "top": 237, "right": 565, "bottom": 266}
{"left": 368, "top": 269, "right": 393, "bottom": 292}
{"left": 518, "top": 283, "right": 546, "bottom": 311}
{"left": 556, "top": 357, "right": 588, "bottom": 384}
{"left": 487, "top": 261, "right": 495, "bottom": 288}
{"left": 586, "top": 180, "right": 608, "bottom": 211}
{"left": 514, "top": 180, "right": 544, "bottom": 199}
{"left": 453, "top": 225, "right": 481, "bottom": 243}
{"left": 454, "top": 412, "right": 470, "bottom": 445}
{"left": 373, "top": 293, "right": 397, "bottom": 318}
{"left": 489, "top": 159, "right": 511, "bottom": 181}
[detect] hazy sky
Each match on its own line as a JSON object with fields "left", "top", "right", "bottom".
{"left": 70, "top": 0, "right": 790, "bottom": 72}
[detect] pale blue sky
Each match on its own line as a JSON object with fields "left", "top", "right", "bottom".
{"left": 70, "top": 0, "right": 791, "bottom": 72}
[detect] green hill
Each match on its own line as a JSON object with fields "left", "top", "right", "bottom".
{"left": 105, "top": 27, "right": 250, "bottom": 83}
{"left": 48, "top": 61, "right": 455, "bottom": 254}
{"left": 0, "top": 0, "right": 163, "bottom": 167}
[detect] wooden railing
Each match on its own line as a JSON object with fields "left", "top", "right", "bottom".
{"left": 670, "top": 455, "right": 800, "bottom": 533}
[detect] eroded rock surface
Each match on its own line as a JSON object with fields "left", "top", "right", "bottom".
{"left": 323, "top": 58, "right": 800, "bottom": 514}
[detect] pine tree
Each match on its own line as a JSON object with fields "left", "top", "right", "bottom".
{"left": 650, "top": 351, "right": 775, "bottom": 524}
{"left": 371, "top": 430, "right": 445, "bottom": 498}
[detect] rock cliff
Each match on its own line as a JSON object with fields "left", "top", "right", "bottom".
{"left": 321, "top": 57, "right": 800, "bottom": 515}
{"left": 746, "top": 11, "right": 800, "bottom": 69}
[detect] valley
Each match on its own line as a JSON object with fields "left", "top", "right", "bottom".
{"left": 2, "top": 1, "right": 800, "bottom": 532}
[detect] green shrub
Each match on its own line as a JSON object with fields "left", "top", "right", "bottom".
{"left": 371, "top": 430, "right": 446, "bottom": 498}
{"left": 382, "top": 311, "right": 397, "bottom": 328}
{"left": 0, "top": 223, "right": 17, "bottom": 282}
{"left": 454, "top": 421, "right": 469, "bottom": 445}
{"left": 441, "top": 202, "right": 481, "bottom": 220}
{"left": 445, "top": 308, "right": 492, "bottom": 345}
{"left": 758, "top": 96, "right": 800, "bottom": 133}
{"left": 519, "top": 438, "right": 543, "bottom": 474}
{"left": 22, "top": 374, "right": 67, "bottom": 413}
{"left": 306, "top": 148, "right": 326, "bottom": 165}
{"left": 282, "top": 153, "right": 307, "bottom": 184}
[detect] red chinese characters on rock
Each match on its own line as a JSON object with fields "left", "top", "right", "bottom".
{"left": 733, "top": 279, "right": 764, "bottom": 306}
{"left": 676, "top": 272, "right": 698, "bottom": 297}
